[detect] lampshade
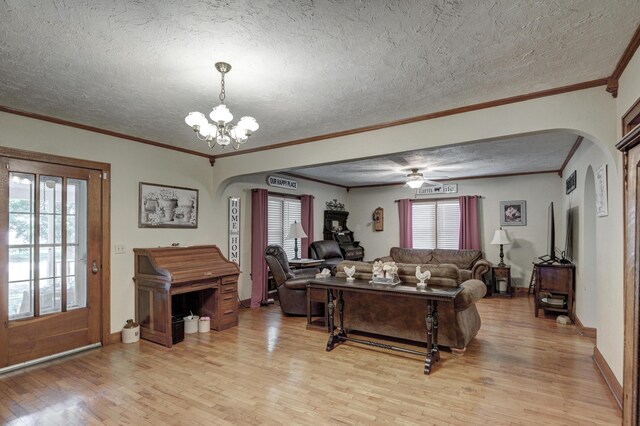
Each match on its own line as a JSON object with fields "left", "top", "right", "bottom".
{"left": 185, "top": 112, "right": 208, "bottom": 128}
{"left": 406, "top": 179, "right": 424, "bottom": 189}
{"left": 210, "top": 104, "right": 233, "bottom": 124}
{"left": 286, "top": 221, "right": 307, "bottom": 239}
{"left": 238, "top": 116, "right": 259, "bottom": 132}
{"left": 490, "top": 228, "right": 512, "bottom": 245}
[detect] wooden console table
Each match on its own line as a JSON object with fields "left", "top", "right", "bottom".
{"left": 308, "top": 277, "right": 461, "bottom": 374}
{"left": 534, "top": 263, "right": 575, "bottom": 321}
{"left": 133, "top": 245, "right": 240, "bottom": 347}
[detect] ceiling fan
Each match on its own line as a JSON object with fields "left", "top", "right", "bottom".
{"left": 404, "top": 168, "right": 447, "bottom": 189}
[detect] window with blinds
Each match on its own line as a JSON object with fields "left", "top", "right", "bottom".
{"left": 267, "top": 195, "right": 302, "bottom": 260}
{"left": 412, "top": 200, "right": 460, "bottom": 250}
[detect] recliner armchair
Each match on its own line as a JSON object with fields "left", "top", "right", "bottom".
{"left": 264, "top": 245, "right": 323, "bottom": 316}
{"left": 309, "top": 240, "right": 344, "bottom": 274}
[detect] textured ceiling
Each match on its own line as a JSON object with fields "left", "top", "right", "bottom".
{"left": 0, "top": 1, "right": 638, "bottom": 155}
{"left": 284, "top": 132, "right": 578, "bottom": 186}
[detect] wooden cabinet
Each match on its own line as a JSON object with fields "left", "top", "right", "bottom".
{"left": 492, "top": 266, "right": 512, "bottom": 297}
{"left": 323, "top": 210, "right": 364, "bottom": 260}
{"left": 133, "top": 245, "right": 240, "bottom": 347}
{"left": 534, "top": 263, "right": 575, "bottom": 321}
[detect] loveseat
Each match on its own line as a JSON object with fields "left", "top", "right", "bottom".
{"left": 376, "top": 247, "right": 491, "bottom": 283}
{"left": 334, "top": 259, "right": 486, "bottom": 353}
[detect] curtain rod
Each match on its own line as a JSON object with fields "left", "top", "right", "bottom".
{"left": 394, "top": 195, "right": 483, "bottom": 203}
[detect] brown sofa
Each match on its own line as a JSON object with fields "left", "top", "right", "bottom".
{"left": 376, "top": 247, "right": 491, "bottom": 283}
{"left": 334, "top": 260, "right": 486, "bottom": 353}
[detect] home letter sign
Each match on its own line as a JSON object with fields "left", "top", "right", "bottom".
{"left": 228, "top": 197, "right": 240, "bottom": 265}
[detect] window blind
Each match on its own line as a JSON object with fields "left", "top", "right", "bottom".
{"left": 267, "top": 195, "right": 302, "bottom": 260}
{"left": 412, "top": 199, "right": 460, "bottom": 250}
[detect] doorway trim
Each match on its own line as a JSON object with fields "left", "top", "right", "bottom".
{"left": 0, "top": 146, "right": 111, "bottom": 346}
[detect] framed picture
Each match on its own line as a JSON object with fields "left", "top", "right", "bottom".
{"left": 139, "top": 182, "right": 198, "bottom": 228}
{"left": 566, "top": 170, "right": 577, "bottom": 194}
{"left": 595, "top": 164, "right": 608, "bottom": 217}
{"left": 500, "top": 200, "right": 526, "bottom": 226}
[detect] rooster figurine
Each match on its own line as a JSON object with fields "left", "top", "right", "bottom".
{"left": 343, "top": 265, "right": 356, "bottom": 282}
{"left": 416, "top": 266, "right": 431, "bottom": 289}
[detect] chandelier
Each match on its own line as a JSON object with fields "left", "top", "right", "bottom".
{"left": 185, "top": 62, "right": 259, "bottom": 150}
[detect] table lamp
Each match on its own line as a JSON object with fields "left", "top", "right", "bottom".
{"left": 286, "top": 221, "right": 308, "bottom": 260}
{"left": 490, "top": 227, "right": 512, "bottom": 267}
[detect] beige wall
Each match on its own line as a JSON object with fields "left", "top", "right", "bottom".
{"left": 0, "top": 112, "right": 216, "bottom": 334}
{"left": 560, "top": 139, "right": 624, "bottom": 381}
{"left": 347, "top": 173, "right": 563, "bottom": 287}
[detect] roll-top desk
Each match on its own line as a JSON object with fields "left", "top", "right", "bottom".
{"left": 133, "top": 245, "right": 240, "bottom": 347}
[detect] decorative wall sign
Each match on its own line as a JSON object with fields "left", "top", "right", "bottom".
{"left": 372, "top": 207, "right": 384, "bottom": 232}
{"left": 500, "top": 200, "right": 527, "bottom": 226}
{"left": 267, "top": 175, "right": 298, "bottom": 190}
{"left": 139, "top": 182, "right": 198, "bottom": 228}
{"left": 416, "top": 183, "right": 458, "bottom": 196}
{"left": 566, "top": 170, "right": 577, "bottom": 194}
{"left": 326, "top": 199, "right": 345, "bottom": 211}
{"left": 595, "top": 164, "right": 608, "bottom": 217}
{"left": 228, "top": 197, "right": 240, "bottom": 265}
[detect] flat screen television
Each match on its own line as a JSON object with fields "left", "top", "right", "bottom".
{"left": 563, "top": 206, "right": 578, "bottom": 263}
{"left": 547, "top": 202, "right": 556, "bottom": 262}
{"left": 539, "top": 202, "right": 556, "bottom": 264}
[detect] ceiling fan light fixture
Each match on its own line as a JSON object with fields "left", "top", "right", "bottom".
{"left": 406, "top": 168, "right": 425, "bottom": 188}
{"left": 185, "top": 61, "right": 258, "bottom": 150}
{"left": 406, "top": 179, "right": 424, "bottom": 189}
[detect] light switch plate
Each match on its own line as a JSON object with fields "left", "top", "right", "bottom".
{"left": 115, "top": 244, "right": 126, "bottom": 254}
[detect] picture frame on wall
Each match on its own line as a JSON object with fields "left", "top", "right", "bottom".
{"left": 595, "top": 164, "right": 608, "bottom": 217}
{"left": 566, "top": 170, "right": 577, "bottom": 194}
{"left": 500, "top": 200, "right": 526, "bottom": 226}
{"left": 139, "top": 182, "right": 199, "bottom": 228}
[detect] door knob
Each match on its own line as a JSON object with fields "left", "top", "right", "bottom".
{"left": 92, "top": 261, "right": 99, "bottom": 274}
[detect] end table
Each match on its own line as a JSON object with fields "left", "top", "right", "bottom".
{"left": 493, "top": 265, "right": 512, "bottom": 297}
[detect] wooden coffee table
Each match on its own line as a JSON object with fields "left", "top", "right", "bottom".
{"left": 308, "top": 277, "right": 462, "bottom": 374}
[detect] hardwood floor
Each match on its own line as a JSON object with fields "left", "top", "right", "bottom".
{"left": 0, "top": 296, "right": 621, "bottom": 425}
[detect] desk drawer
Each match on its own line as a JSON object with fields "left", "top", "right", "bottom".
{"left": 219, "top": 304, "right": 238, "bottom": 327}
{"left": 221, "top": 283, "right": 237, "bottom": 294}
{"left": 221, "top": 276, "right": 237, "bottom": 284}
{"left": 220, "top": 291, "right": 236, "bottom": 304}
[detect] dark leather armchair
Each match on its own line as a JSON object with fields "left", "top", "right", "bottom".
{"left": 309, "top": 240, "right": 344, "bottom": 273}
{"left": 264, "top": 245, "right": 323, "bottom": 316}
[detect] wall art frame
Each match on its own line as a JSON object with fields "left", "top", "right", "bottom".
{"left": 595, "top": 164, "right": 608, "bottom": 217}
{"left": 566, "top": 170, "right": 577, "bottom": 194}
{"left": 139, "top": 182, "right": 199, "bottom": 228}
{"left": 500, "top": 200, "right": 527, "bottom": 226}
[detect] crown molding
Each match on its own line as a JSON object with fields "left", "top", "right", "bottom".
{"left": 559, "top": 136, "right": 584, "bottom": 177}
{"left": 0, "top": 105, "right": 213, "bottom": 160}
{"left": 212, "top": 78, "right": 608, "bottom": 159}
{"left": 606, "top": 24, "right": 640, "bottom": 98}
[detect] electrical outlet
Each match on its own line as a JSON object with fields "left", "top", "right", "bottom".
{"left": 115, "top": 244, "right": 126, "bottom": 254}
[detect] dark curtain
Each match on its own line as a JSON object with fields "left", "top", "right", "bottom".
{"left": 251, "top": 188, "right": 269, "bottom": 307}
{"left": 300, "top": 195, "right": 314, "bottom": 258}
{"left": 459, "top": 195, "right": 481, "bottom": 250}
{"left": 398, "top": 199, "right": 413, "bottom": 248}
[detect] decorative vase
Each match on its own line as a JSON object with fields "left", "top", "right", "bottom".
{"left": 144, "top": 199, "right": 158, "bottom": 212}
{"left": 159, "top": 198, "right": 178, "bottom": 221}
{"left": 174, "top": 207, "right": 192, "bottom": 223}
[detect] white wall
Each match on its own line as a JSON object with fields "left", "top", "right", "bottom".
{"left": 0, "top": 112, "right": 217, "bottom": 333}
{"left": 218, "top": 174, "right": 347, "bottom": 301}
{"left": 347, "top": 173, "right": 562, "bottom": 287}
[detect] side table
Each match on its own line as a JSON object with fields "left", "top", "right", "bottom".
{"left": 493, "top": 266, "right": 512, "bottom": 297}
